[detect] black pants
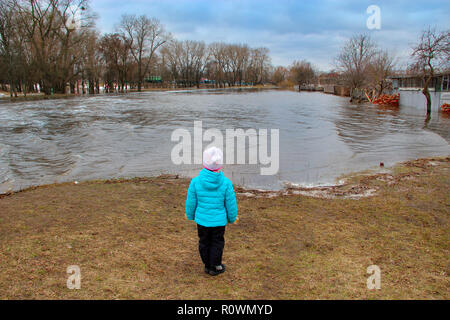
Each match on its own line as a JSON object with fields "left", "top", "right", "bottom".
{"left": 197, "top": 224, "right": 226, "bottom": 268}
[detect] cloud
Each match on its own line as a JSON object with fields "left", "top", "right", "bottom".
{"left": 90, "top": 0, "right": 450, "bottom": 71}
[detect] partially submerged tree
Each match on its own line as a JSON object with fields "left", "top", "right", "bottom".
{"left": 289, "top": 60, "right": 315, "bottom": 90}
{"left": 226, "top": 44, "right": 249, "bottom": 86}
{"left": 336, "top": 34, "right": 377, "bottom": 101}
{"left": 247, "top": 47, "right": 271, "bottom": 85}
{"left": 411, "top": 27, "right": 450, "bottom": 115}
{"left": 207, "top": 42, "right": 229, "bottom": 87}
{"left": 0, "top": 1, "right": 274, "bottom": 94}
{"left": 99, "top": 33, "right": 133, "bottom": 92}
{"left": 12, "top": 0, "right": 96, "bottom": 95}
{"left": 82, "top": 31, "right": 102, "bottom": 95}
{"left": 161, "top": 39, "right": 209, "bottom": 88}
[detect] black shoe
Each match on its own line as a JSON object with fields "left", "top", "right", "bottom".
{"left": 208, "top": 264, "right": 226, "bottom": 276}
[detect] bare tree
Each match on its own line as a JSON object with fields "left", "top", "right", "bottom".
{"left": 366, "top": 50, "right": 395, "bottom": 101}
{"left": 13, "top": 0, "right": 95, "bottom": 95}
{"left": 247, "top": 47, "right": 271, "bottom": 85}
{"left": 119, "top": 14, "right": 169, "bottom": 91}
{"left": 161, "top": 40, "right": 182, "bottom": 86}
{"left": 190, "top": 41, "right": 209, "bottom": 88}
{"left": 271, "top": 66, "right": 288, "bottom": 85}
{"left": 99, "top": 33, "right": 133, "bottom": 93}
{"left": 411, "top": 27, "right": 450, "bottom": 115}
{"left": 208, "top": 42, "right": 228, "bottom": 87}
{"left": 161, "top": 40, "right": 209, "bottom": 88}
{"left": 0, "top": 0, "right": 18, "bottom": 96}
{"left": 227, "top": 44, "right": 249, "bottom": 86}
{"left": 206, "top": 42, "right": 273, "bottom": 88}
{"left": 82, "top": 31, "right": 102, "bottom": 94}
{"left": 289, "top": 60, "right": 315, "bottom": 90}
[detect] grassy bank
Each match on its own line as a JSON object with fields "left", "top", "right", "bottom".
{"left": 0, "top": 157, "right": 448, "bottom": 299}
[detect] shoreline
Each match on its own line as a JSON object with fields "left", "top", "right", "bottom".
{"left": 0, "top": 155, "right": 448, "bottom": 299}
{"left": 1, "top": 156, "right": 448, "bottom": 200}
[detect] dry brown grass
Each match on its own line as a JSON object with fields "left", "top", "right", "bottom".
{"left": 0, "top": 158, "right": 448, "bottom": 299}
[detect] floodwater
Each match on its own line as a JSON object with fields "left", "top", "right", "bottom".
{"left": 0, "top": 89, "right": 449, "bottom": 193}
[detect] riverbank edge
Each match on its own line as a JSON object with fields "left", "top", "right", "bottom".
{"left": 1, "top": 155, "right": 448, "bottom": 200}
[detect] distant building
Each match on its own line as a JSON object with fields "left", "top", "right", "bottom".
{"left": 317, "top": 72, "right": 350, "bottom": 97}
{"left": 390, "top": 71, "right": 450, "bottom": 111}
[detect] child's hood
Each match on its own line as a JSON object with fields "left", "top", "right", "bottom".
{"left": 197, "top": 168, "right": 225, "bottom": 190}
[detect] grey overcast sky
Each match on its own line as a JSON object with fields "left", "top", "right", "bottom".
{"left": 90, "top": 0, "right": 450, "bottom": 71}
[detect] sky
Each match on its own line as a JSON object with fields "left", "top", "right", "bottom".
{"left": 90, "top": 0, "right": 450, "bottom": 71}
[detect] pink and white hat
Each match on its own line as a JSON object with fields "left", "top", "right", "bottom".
{"left": 203, "top": 147, "right": 223, "bottom": 172}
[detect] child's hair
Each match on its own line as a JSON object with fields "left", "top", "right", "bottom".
{"left": 203, "top": 147, "right": 223, "bottom": 172}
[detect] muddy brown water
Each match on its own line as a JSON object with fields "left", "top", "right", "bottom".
{"left": 0, "top": 89, "right": 449, "bottom": 193}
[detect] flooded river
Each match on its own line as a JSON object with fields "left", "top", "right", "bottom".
{"left": 0, "top": 89, "right": 449, "bottom": 193}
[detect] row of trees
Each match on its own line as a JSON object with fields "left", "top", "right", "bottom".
{"left": 271, "top": 60, "right": 316, "bottom": 88}
{"left": 162, "top": 42, "right": 272, "bottom": 88}
{"left": 0, "top": 0, "right": 102, "bottom": 96}
{"left": 1, "top": 0, "right": 447, "bottom": 103}
{"left": 0, "top": 0, "right": 273, "bottom": 96}
{"left": 410, "top": 28, "right": 449, "bottom": 114}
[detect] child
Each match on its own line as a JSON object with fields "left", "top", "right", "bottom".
{"left": 185, "top": 147, "right": 238, "bottom": 276}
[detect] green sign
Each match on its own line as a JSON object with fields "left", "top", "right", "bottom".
{"left": 145, "top": 76, "right": 162, "bottom": 83}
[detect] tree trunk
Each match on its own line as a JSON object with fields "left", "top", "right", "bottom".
{"left": 89, "top": 79, "right": 95, "bottom": 95}
{"left": 137, "top": 63, "right": 142, "bottom": 92}
{"left": 423, "top": 87, "right": 432, "bottom": 115}
{"left": 42, "top": 82, "right": 52, "bottom": 95}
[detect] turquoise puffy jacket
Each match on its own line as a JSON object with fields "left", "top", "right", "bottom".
{"left": 185, "top": 169, "right": 238, "bottom": 227}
